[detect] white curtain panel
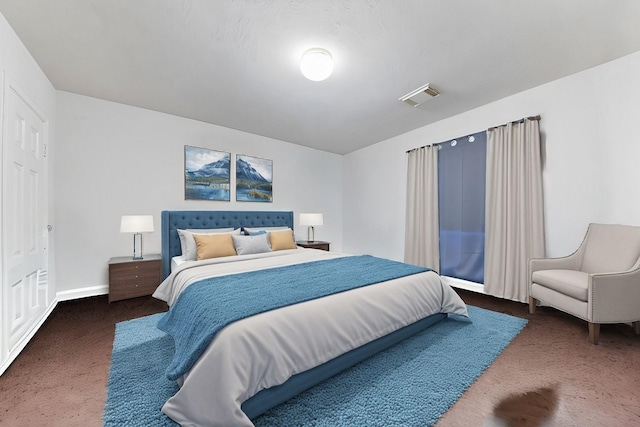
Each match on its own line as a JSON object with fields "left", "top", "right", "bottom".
{"left": 484, "top": 119, "right": 545, "bottom": 302}
{"left": 404, "top": 146, "right": 440, "bottom": 271}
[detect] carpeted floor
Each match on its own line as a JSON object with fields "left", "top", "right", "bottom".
{"left": 103, "top": 306, "right": 527, "bottom": 426}
{"left": 1, "top": 290, "right": 639, "bottom": 426}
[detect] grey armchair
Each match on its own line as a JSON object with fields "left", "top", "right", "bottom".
{"left": 529, "top": 223, "right": 640, "bottom": 344}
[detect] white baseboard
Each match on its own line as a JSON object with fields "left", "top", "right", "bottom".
{"left": 56, "top": 285, "right": 108, "bottom": 301}
{"left": 442, "top": 276, "right": 485, "bottom": 294}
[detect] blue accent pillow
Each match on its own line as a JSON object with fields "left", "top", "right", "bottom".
{"left": 248, "top": 230, "right": 267, "bottom": 236}
{"left": 231, "top": 233, "right": 272, "bottom": 255}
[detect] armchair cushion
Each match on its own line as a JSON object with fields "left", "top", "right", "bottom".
{"left": 532, "top": 269, "right": 589, "bottom": 301}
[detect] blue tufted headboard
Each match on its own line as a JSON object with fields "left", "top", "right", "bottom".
{"left": 161, "top": 210, "right": 294, "bottom": 278}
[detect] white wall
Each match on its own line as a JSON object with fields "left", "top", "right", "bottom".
{"left": 10, "top": 9, "right": 640, "bottom": 298}
{"left": 343, "top": 50, "right": 640, "bottom": 263}
{"left": 54, "top": 92, "right": 343, "bottom": 297}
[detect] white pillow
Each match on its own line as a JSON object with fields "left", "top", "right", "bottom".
{"left": 231, "top": 233, "right": 272, "bottom": 256}
{"left": 177, "top": 228, "right": 240, "bottom": 261}
{"left": 243, "top": 226, "right": 291, "bottom": 235}
{"left": 185, "top": 228, "right": 235, "bottom": 233}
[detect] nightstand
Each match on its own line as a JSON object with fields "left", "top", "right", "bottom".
{"left": 296, "top": 241, "right": 330, "bottom": 251}
{"left": 108, "top": 254, "right": 162, "bottom": 302}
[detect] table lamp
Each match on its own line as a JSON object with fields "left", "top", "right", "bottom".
{"left": 120, "top": 215, "right": 154, "bottom": 259}
{"left": 299, "top": 213, "right": 323, "bottom": 242}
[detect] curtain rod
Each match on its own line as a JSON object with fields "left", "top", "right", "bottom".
{"left": 487, "top": 114, "right": 540, "bottom": 131}
{"left": 406, "top": 115, "right": 541, "bottom": 154}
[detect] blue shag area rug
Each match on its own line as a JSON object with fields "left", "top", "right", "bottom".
{"left": 103, "top": 306, "right": 527, "bottom": 426}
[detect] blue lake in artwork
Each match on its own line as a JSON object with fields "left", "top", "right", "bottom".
{"left": 185, "top": 182, "right": 230, "bottom": 201}
{"left": 236, "top": 188, "right": 272, "bottom": 202}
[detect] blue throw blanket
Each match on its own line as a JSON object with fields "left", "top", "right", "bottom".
{"left": 157, "top": 255, "right": 430, "bottom": 380}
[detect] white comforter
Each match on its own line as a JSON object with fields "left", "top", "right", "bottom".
{"left": 153, "top": 249, "right": 468, "bottom": 426}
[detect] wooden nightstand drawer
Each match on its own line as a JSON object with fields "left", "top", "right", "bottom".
{"left": 296, "top": 241, "right": 330, "bottom": 251}
{"left": 109, "top": 279, "right": 159, "bottom": 301}
{"left": 110, "top": 265, "right": 161, "bottom": 282}
{"left": 108, "top": 255, "right": 162, "bottom": 302}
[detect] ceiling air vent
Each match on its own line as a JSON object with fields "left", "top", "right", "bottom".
{"left": 399, "top": 83, "right": 439, "bottom": 107}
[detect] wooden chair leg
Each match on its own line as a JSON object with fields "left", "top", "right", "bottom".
{"left": 528, "top": 296, "right": 536, "bottom": 314}
{"left": 633, "top": 321, "right": 640, "bottom": 335}
{"left": 588, "top": 322, "right": 600, "bottom": 345}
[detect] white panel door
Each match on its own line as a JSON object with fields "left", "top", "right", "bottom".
{"left": 2, "top": 85, "right": 48, "bottom": 355}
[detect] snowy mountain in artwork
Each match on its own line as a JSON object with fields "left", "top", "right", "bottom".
{"left": 186, "top": 157, "right": 230, "bottom": 179}
{"left": 236, "top": 157, "right": 269, "bottom": 182}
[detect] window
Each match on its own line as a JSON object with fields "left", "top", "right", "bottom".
{"left": 437, "top": 131, "right": 487, "bottom": 283}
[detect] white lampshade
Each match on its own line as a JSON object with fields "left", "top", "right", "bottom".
{"left": 120, "top": 215, "right": 154, "bottom": 260}
{"left": 120, "top": 215, "right": 154, "bottom": 233}
{"left": 300, "top": 48, "right": 333, "bottom": 81}
{"left": 299, "top": 213, "right": 324, "bottom": 226}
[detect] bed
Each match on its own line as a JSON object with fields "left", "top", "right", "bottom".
{"left": 153, "top": 210, "right": 468, "bottom": 426}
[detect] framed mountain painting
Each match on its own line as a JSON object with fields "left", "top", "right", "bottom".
{"left": 184, "top": 145, "right": 231, "bottom": 201}
{"left": 236, "top": 154, "right": 273, "bottom": 202}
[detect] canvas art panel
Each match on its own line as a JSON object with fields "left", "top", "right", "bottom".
{"left": 184, "top": 145, "right": 231, "bottom": 201}
{"left": 236, "top": 154, "right": 273, "bottom": 202}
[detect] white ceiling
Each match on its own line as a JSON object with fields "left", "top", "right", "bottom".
{"left": 2, "top": 1, "right": 640, "bottom": 155}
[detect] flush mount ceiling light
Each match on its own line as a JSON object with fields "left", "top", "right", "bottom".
{"left": 399, "top": 83, "right": 440, "bottom": 107}
{"left": 300, "top": 48, "right": 333, "bottom": 81}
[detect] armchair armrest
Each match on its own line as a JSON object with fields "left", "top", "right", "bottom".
{"left": 529, "top": 254, "right": 580, "bottom": 276}
{"left": 589, "top": 268, "right": 640, "bottom": 323}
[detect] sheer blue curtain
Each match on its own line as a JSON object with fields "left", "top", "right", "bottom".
{"left": 437, "top": 131, "right": 487, "bottom": 283}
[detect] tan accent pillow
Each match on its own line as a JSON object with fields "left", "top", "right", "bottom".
{"left": 269, "top": 229, "right": 297, "bottom": 251}
{"left": 193, "top": 233, "right": 237, "bottom": 260}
